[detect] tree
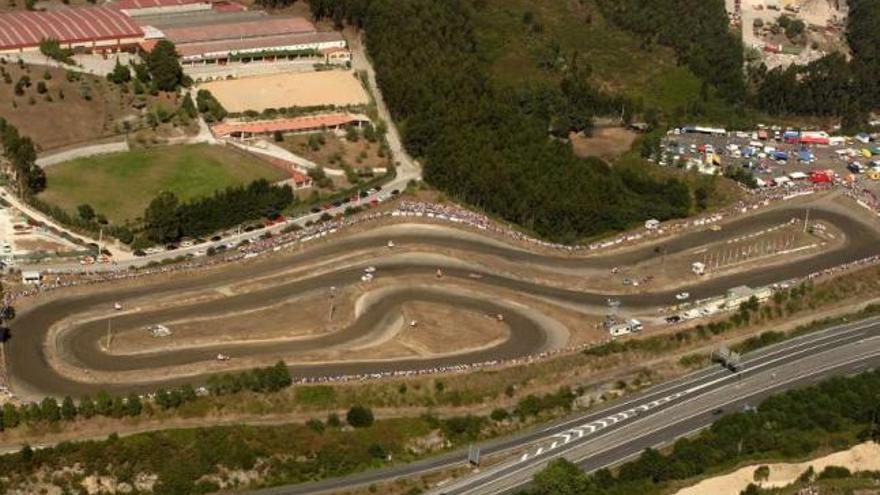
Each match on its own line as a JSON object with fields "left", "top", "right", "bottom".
{"left": 0, "top": 280, "right": 14, "bottom": 330}
{"left": 78, "top": 395, "right": 95, "bottom": 419}
{"left": 146, "top": 40, "right": 184, "bottom": 91}
{"left": 111, "top": 396, "right": 127, "bottom": 418}
{"left": 179, "top": 93, "right": 197, "bottom": 119}
{"left": 346, "top": 405, "right": 374, "bottom": 428}
{"left": 2, "top": 403, "right": 20, "bottom": 429}
{"left": 60, "top": 396, "right": 77, "bottom": 421}
{"left": 38, "top": 38, "right": 74, "bottom": 65}
{"left": 753, "top": 465, "right": 770, "bottom": 482}
{"left": 95, "top": 390, "right": 113, "bottom": 416}
{"left": 195, "top": 89, "right": 227, "bottom": 122}
{"left": 529, "top": 458, "right": 593, "bottom": 495}
{"left": 741, "top": 484, "right": 762, "bottom": 495}
{"left": 77, "top": 203, "right": 96, "bottom": 222}
{"left": 107, "top": 59, "right": 132, "bottom": 85}
{"left": 40, "top": 397, "right": 61, "bottom": 423}
{"left": 144, "top": 191, "right": 181, "bottom": 243}
{"left": 490, "top": 408, "right": 509, "bottom": 422}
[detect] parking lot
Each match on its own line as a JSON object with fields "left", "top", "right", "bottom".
{"left": 662, "top": 128, "right": 880, "bottom": 196}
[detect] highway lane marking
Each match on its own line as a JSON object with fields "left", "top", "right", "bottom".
{"left": 514, "top": 331, "right": 880, "bottom": 466}
{"left": 447, "top": 347, "right": 880, "bottom": 495}
{"left": 526, "top": 320, "right": 875, "bottom": 439}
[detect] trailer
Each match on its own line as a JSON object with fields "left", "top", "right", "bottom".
{"left": 809, "top": 170, "right": 833, "bottom": 184}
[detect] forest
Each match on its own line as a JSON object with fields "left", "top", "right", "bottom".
{"left": 143, "top": 179, "right": 295, "bottom": 243}
{"left": 521, "top": 369, "right": 880, "bottom": 495}
{"left": 594, "top": 0, "right": 746, "bottom": 104}
{"left": 312, "top": 0, "right": 695, "bottom": 241}
{"left": 0, "top": 118, "right": 46, "bottom": 197}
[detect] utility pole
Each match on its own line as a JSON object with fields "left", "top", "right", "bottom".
{"left": 327, "top": 286, "right": 336, "bottom": 321}
{"left": 105, "top": 318, "right": 113, "bottom": 351}
{"left": 803, "top": 208, "right": 810, "bottom": 233}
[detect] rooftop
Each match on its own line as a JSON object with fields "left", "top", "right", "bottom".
{"left": 176, "top": 31, "right": 344, "bottom": 58}
{"left": 0, "top": 7, "right": 144, "bottom": 50}
{"left": 211, "top": 114, "right": 367, "bottom": 137}
{"left": 161, "top": 16, "right": 315, "bottom": 45}
{"left": 115, "top": 0, "right": 209, "bottom": 10}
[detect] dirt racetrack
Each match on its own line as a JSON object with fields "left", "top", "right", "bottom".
{"left": 6, "top": 193, "right": 880, "bottom": 398}
{"left": 199, "top": 70, "right": 370, "bottom": 112}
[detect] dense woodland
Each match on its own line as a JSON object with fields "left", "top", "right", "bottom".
{"left": 313, "top": 0, "right": 694, "bottom": 241}
{"left": 594, "top": 0, "right": 746, "bottom": 104}
{"left": 522, "top": 369, "right": 880, "bottom": 495}
{"left": 306, "top": 0, "right": 880, "bottom": 241}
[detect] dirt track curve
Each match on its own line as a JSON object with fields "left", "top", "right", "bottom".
{"left": 6, "top": 197, "right": 880, "bottom": 398}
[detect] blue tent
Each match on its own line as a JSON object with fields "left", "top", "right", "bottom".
{"left": 798, "top": 150, "right": 813, "bottom": 162}
{"left": 774, "top": 151, "right": 789, "bottom": 161}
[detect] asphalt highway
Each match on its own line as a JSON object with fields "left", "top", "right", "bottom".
{"left": 6, "top": 202, "right": 880, "bottom": 398}
{"left": 243, "top": 316, "right": 880, "bottom": 495}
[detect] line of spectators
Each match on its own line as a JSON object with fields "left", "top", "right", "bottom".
{"left": 0, "top": 182, "right": 873, "bottom": 389}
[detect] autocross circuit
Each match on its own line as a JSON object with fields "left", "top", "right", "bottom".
{"left": 4, "top": 189, "right": 880, "bottom": 401}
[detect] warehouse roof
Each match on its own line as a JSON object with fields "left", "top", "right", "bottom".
{"left": 162, "top": 16, "right": 315, "bottom": 45}
{"left": 0, "top": 7, "right": 143, "bottom": 50}
{"left": 211, "top": 114, "right": 366, "bottom": 137}
{"left": 177, "top": 31, "right": 344, "bottom": 58}
{"left": 115, "top": 0, "right": 208, "bottom": 10}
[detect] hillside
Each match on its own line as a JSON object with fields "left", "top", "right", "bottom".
{"left": 0, "top": 61, "right": 187, "bottom": 151}
{"left": 310, "top": 0, "right": 724, "bottom": 243}
{"left": 472, "top": 0, "right": 706, "bottom": 116}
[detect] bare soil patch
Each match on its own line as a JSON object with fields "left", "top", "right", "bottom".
{"left": 570, "top": 127, "right": 638, "bottom": 161}
{"left": 675, "top": 442, "right": 880, "bottom": 495}
{"left": 396, "top": 301, "right": 509, "bottom": 356}
{"left": 199, "top": 70, "right": 369, "bottom": 112}
{"left": 109, "top": 288, "right": 358, "bottom": 355}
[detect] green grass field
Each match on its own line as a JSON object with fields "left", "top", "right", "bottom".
{"left": 39, "top": 144, "right": 287, "bottom": 224}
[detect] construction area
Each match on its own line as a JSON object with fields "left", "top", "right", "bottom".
{"left": 0, "top": 200, "right": 84, "bottom": 268}
{"left": 727, "top": 0, "right": 849, "bottom": 69}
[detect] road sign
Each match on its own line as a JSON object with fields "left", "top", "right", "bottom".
{"left": 467, "top": 445, "right": 481, "bottom": 466}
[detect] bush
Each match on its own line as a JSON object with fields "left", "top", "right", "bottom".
{"left": 346, "top": 406, "right": 374, "bottom": 428}
{"left": 38, "top": 38, "right": 74, "bottom": 65}
{"left": 490, "top": 408, "right": 510, "bottom": 422}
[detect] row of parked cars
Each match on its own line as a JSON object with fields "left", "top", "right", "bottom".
{"left": 308, "top": 186, "right": 401, "bottom": 214}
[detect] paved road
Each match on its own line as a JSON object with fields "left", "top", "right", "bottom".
{"left": 243, "top": 317, "right": 880, "bottom": 495}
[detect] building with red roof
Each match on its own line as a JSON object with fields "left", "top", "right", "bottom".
{"left": 156, "top": 16, "right": 348, "bottom": 69}
{"left": 211, "top": 113, "right": 369, "bottom": 140}
{"left": 161, "top": 17, "right": 315, "bottom": 45}
{"left": 115, "top": 0, "right": 213, "bottom": 17}
{"left": 0, "top": 7, "right": 144, "bottom": 54}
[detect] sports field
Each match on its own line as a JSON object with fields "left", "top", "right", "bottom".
{"left": 39, "top": 144, "right": 287, "bottom": 224}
